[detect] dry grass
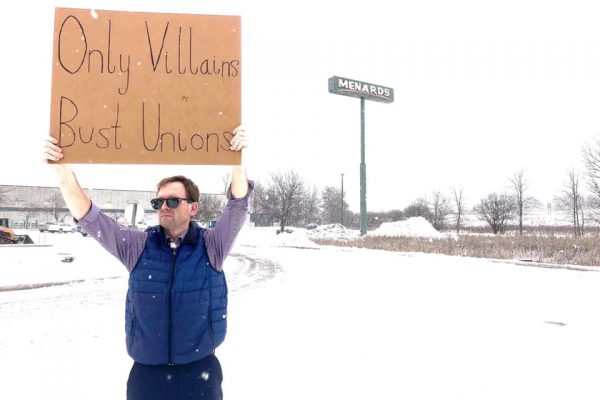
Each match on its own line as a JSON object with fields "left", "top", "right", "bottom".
{"left": 313, "top": 234, "right": 600, "bottom": 267}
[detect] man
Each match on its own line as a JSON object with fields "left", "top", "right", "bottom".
{"left": 43, "top": 127, "right": 252, "bottom": 400}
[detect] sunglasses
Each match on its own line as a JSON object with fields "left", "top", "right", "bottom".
{"left": 150, "top": 197, "right": 193, "bottom": 210}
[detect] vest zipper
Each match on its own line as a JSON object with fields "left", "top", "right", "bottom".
{"left": 167, "top": 244, "right": 178, "bottom": 365}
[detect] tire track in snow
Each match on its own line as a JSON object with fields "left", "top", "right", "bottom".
{"left": 0, "top": 277, "right": 127, "bottom": 319}
{"left": 0, "top": 253, "right": 283, "bottom": 318}
{"left": 225, "top": 252, "right": 283, "bottom": 292}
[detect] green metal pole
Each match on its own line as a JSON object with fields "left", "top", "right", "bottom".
{"left": 360, "top": 97, "right": 367, "bottom": 235}
{"left": 341, "top": 173, "right": 344, "bottom": 226}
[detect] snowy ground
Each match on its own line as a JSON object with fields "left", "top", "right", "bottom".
{"left": 1, "top": 225, "right": 600, "bottom": 399}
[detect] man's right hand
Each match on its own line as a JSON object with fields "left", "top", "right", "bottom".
{"left": 43, "top": 136, "right": 64, "bottom": 164}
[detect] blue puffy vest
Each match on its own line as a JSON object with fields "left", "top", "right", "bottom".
{"left": 125, "top": 223, "right": 228, "bottom": 365}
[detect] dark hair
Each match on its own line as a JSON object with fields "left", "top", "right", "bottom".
{"left": 156, "top": 175, "right": 199, "bottom": 202}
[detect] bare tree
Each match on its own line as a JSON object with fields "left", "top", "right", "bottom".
{"left": 0, "top": 186, "right": 13, "bottom": 206}
{"left": 302, "top": 184, "right": 320, "bottom": 225}
{"left": 382, "top": 209, "right": 403, "bottom": 222}
{"left": 580, "top": 196, "right": 586, "bottom": 236}
{"left": 220, "top": 172, "right": 231, "bottom": 195}
{"left": 555, "top": 169, "right": 585, "bottom": 238}
{"left": 195, "top": 194, "right": 225, "bottom": 225}
{"left": 403, "top": 198, "right": 432, "bottom": 221}
{"left": 251, "top": 182, "right": 268, "bottom": 213}
{"left": 509, "top": 169, "right": 537, "bottom": 235}
{"left": 450, "top": 186, "right": 465, "bottom": 234}
{"left": 320, "top": 186, "right": 350, "bottom": 225}
{"left": 428, "top": 190, "right": 451, "bottom": 230}
{"left": 45, "top": 190, "right": 67, "bottom": 222}
{"left": 582, "top": 138, "right": 600, "bottom": 223}
{"left": 264, "top": 170, "right": 307, "bottom": 233}
{"left": 250, "top": 182, "right": 277, "bottom": 227}
{"left": 366, "top": 210, "right": 404, "bottom": 229}
{"left": 20, "top": 202, "right": 40, "bottom": 229}
{"left": 475, "top": 192, "right": 515, "bottom": 234}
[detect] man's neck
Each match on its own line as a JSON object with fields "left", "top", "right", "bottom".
{"left": 165, "top": 227, "right": 188, "bottom": 242}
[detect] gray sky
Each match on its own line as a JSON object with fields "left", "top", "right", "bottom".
{"left": 3, "top": 0, "right": 600, "bottom": 212}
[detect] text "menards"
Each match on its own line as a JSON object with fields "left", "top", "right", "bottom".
{"left": 328, "top": 76, "right": 394, "bottom": 103}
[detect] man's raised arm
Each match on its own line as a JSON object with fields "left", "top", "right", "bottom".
{"left": 203, "top": 125, "right": 252, "bottom": 271}
{"left": 43, "top": 137, "right": 92, "bottom": 220}
{"left": 43, "top": 136, "right": 146, "bottom": 271}
{"left": 229, "top": 126, "right": 249, "bottom": 199}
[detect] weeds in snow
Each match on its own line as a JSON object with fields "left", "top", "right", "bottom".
{"left": 313, "top": 232, "right": 600, "bottom": 267}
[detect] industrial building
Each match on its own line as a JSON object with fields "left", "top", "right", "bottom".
{"left": 0, "top": 185, "right": 226, "bottom": 229}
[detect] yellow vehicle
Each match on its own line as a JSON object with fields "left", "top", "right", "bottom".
{"left": 0, "top": 219, "right": 33, "bottom": 244}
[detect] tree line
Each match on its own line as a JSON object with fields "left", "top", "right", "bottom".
{"left": 250, "top": 137, "right": 600, "bottom": 236}
{"left": 4, "top": 135, "right": 600, "bottom": 236}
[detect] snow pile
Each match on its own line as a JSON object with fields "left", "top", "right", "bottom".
{"left": 270, "top": 229, "right": 320, "bottom": 248}
{"left": 235, "top": 226, "right": 319, "bottom": 249}
{"left": 368, "top": 217, "right": 444, "bottom": 239}
{"left": 306, "top": 224, "right": 360, "bottom": 241}
{"left": 236, "top": 224, "right": 358, "bottom": 248}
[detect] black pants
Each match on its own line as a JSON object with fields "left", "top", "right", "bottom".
{"left": 127, "top": 353, "right": 223, "bottom": 400}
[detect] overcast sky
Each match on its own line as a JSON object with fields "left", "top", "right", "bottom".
{"left": 3, "top": 0, "right": 600, "bottom": 212}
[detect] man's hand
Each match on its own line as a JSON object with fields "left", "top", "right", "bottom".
{"left": 43, "top": 136, "right": 65, "bottom": 164}
{"left": 229, "top": 126, "right": 248, "bottom": 152}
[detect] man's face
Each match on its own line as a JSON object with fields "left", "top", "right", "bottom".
{"left": 156, "top": 182, "right": 198, "bottom": 233}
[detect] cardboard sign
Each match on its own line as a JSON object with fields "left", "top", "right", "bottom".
{"left": 49, "top": 8, "right": 241, "bottom": 165}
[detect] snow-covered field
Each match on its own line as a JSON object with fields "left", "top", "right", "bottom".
{"left": 1, "top": 225, "right": 600, "bottom": 399}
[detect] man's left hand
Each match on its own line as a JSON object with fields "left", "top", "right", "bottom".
{"left": 230, "top": 126, "right": 247, "bottom": 152}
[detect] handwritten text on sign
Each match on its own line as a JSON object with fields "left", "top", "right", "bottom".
{"left": 49, "top": 8, "right": 241, "bottom": 165}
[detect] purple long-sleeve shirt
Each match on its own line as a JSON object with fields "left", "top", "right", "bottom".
{"left": 77, "top": 181, "right": 253, "bottom": 272}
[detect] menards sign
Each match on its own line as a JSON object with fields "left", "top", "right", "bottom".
{"left": 328, "top": 76, "right": 394, "bottom": 103}
{"left": 327, "top": 75, "right": 394, "bottom": 235}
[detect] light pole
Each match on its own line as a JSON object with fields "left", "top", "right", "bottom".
{"left": 341, "top": 173, "right": 345, "bottom": 226}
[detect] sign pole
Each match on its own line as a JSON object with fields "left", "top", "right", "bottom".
{"left": 341, "top": 173, "right": 345, "bottom": 226}
{"left": 360, "top": 97, "right": 367, "bottom": 235}
{"left": 328, "top": 76, "right": 394, "bottom": 236}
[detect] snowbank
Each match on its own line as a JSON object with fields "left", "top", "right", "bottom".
{"left": 235, "top": 226, "right": 320, "bottom": 249}
{"left": 368, "top": 217, "right": 444, "bottom": 239}
{"left": 306, "top": 223, "right": 360, "bottom": 241}
{"left": 235, "top": 219, "right": 453, "bottom": 249}
{"left": 270, "top": 229, "right": 321, "bottom": 248}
